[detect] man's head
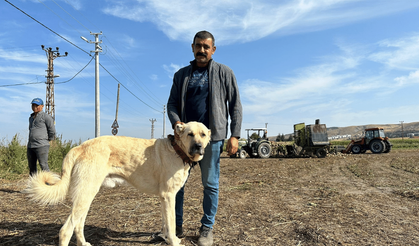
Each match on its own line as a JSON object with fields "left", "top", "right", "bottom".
{"left": 192, "top": 30, "right": 216, "bottom": 68}
{"left": 31, "top": 98, "right": 44, "bottom": 113}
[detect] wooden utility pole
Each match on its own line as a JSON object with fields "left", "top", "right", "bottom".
{"left": 41, "top": 45, "right": 67, "bottom": 124}
{"left": 111, "top": 84, "right": 120, "bottom": 136}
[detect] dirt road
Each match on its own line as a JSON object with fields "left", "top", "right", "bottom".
{"left": 1, "top": 149, "right": 418, "bottom": 245}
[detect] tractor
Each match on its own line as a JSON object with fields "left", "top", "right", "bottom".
{"left": 342, "top": 127, "right": 392, "bottom": 154}
{"left": 232, "top": 128, "right": 272, "bottom": 159}
{"left": 281, "top": 119, "right": 330, "bottom": 158}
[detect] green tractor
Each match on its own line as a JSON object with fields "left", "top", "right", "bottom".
{"left": 279, "top": 119, "right": 330, "bottom": 158}
{"left": 233, "top": 128, "right": 272, "bottom": 159}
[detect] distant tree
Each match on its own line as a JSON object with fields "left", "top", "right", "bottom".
{"left": 287, "top": 134, "right": 294, "bottom": 141}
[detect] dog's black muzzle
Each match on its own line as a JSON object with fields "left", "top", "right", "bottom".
{"left": 189, "top": 142, "right": 205, "bottom": 156}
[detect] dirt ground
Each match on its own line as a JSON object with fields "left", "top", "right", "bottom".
{"left": 1, "top": 149, "right": 419, "bottom": 246}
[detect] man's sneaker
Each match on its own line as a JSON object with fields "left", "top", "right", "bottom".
{"left": 197, "top": 225, "right": 213, "bottom": 246}
{"left": 151, "top": 225, "right": 184, "bottom": 242}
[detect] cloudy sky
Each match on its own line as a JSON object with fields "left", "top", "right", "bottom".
{"left": 1, "top": 0, "right": 419, "bottom": 143}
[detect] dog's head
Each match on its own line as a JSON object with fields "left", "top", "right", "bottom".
{"left": 175, "top": 121, "right": 211, "bottom": 162}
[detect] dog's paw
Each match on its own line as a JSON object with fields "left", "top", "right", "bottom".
{"left": 81, "top": 243, "right": 92, "bottom": 246}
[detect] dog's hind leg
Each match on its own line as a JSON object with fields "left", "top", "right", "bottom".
{"left": 60, "top": 159, "right": 110, "bottom": 246}
{"left": 160, "top": 194, "right": 183, "bottom": 246}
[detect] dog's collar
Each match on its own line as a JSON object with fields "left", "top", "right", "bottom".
{"left": 168, "top": 135, "right": 197, "bottom": 167}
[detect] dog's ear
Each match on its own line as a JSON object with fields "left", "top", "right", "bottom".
{"left": 175, "top": 123, "right": 186, "bottom": 136}
{"left": 207, "top": 129, "right": 211, "bottom": 138}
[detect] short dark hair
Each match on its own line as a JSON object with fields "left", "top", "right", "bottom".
{"left": 193, "top": 30, "right": 215, "bottom": 46}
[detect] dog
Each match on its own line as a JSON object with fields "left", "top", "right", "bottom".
{"left": 24, "top": 121, "right": 211, "bottom": 246}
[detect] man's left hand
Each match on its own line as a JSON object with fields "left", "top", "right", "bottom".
{"left": 226, "top": 137, "right": 239, "bottom": 156}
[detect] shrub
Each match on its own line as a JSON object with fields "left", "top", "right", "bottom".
{"left": 0, "top": 134, "right": 27, "bottom": 176}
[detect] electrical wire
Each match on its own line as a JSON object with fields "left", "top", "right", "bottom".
{"left": 36, "top": 0, "right": 85, "bottom": 37}
{"left": 63, "top": 0, "right": 101, "bottom": 32}
{"left": 50, "top": 0, "right": 91, "bottom": 32}
{"left": 102, "top": 36, "right": 163, "bottom": 106}
{"left": 99, "top": 63, "right": 163, "bottom": 113}
{"left": 5, "top": 0, "right": 163, "bottom": 115}
{"left": 0, "top": 57, "right": 94, "bottom": 87}
{"left": 56, "top": 56, "right": 94, "bottom": 84}
{"left": 5, "top": 0, "right": 91, "bottom": 56}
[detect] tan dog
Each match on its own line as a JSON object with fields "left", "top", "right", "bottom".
{"left": 24, "top": 122, "right": 211, "bottom": 246}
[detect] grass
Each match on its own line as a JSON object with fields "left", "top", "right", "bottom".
{"left": 0, "top": 134, "right": 79, "bottom": 180}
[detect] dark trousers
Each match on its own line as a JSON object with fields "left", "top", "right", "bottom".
{"left": 27, "top": 146, "right": 50, "bottom": 176}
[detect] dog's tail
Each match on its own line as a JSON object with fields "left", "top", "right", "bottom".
{"left": 23, "top": 147, "right": 79, "bottom": 206}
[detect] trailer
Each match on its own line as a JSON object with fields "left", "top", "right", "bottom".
{"left": 274, "top": 119, "right": 336, "bottom": 158}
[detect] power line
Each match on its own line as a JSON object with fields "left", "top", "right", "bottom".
{"left": 56, "top": 56, "right": 94, "bottom": 84}
{"left": 5, "top": 0, "right": 91, "bottom": 56}
{"left": 50, "top": 0, "right": 91, "bottom": 32}
{"left": 36, "top": 0, "right": 85, "bottom": 37}
{"left": 5, "top": 0, "right": 162, "bottom": 115}
{"left": 102, "top": 36, "right": 163, "bottom": 106}
{"left": 0, "top": 57, "right": 94, "bottom": 87}
{"left": 99, "top": 63, "right": 163, "bottom": 113}
{"left": 63, "top": 0, "right": 101, "bottom": 31}
{"left": 0, "top": 81, "right": 44, "bottom": 87}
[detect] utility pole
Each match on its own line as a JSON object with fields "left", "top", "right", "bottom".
{"left": 163, "top": 105, "right": 166, "bottom": 138}
{"left": 150, "top": 119, "right": 156, "bottom": 139}
{"left": 81, "top": 32, "right": 102, "bottom": 138}
{"left": 400, "top": 121, "right": 404, "bottom": 140}
{"left": 41, "top": 45, "right": 67, "bottom": 124}
{"left": 111, "top": 83, "right": 120, "bottom": 136}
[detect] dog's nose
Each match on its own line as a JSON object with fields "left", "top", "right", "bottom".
{"left": 195, "top": 143, "right": 202, "bottom": 149}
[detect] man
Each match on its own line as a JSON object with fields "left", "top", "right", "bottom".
{"left": 27, "top": 98, "right": 56, "bottom": 176}
{"left": 166, "top": 30, "right": 242, "bottom": 246}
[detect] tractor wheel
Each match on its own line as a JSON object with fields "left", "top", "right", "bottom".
{"left": 384, "top": 141, "right": 392, "bottom": 153}
{"left": 370, "top": 140, "right": 385, "bottom": 154}
{"left": 257, "top": 142, "right": 271, "bottom": 159}
{"left": 315, "top": 148, "right": 327, "bottom": 158}
{"left": 239, "top": 149, "right": 247, "bottom": 159}
{"left": 351, "top": 145, "right": 362, "bottom": 154}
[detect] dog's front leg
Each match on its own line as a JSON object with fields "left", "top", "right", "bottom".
{"left": 160, "top": 194, "right": 182, "bottom": 246}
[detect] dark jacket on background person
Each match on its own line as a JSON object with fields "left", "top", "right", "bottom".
{"left": 28, "top": 111, "right": 55, "bottom": 148}
{"left": 167, "top": 59, "right": 242, "bottom": 141}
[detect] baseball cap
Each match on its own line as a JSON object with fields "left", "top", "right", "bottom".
{"left": 31, "top": 98, "right": 44, "bottom": 105}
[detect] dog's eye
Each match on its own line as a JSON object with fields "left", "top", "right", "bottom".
{"left": 201, "top": 133, "right": 206, "bottom": 137}
{"left": 188, "top": 133, "right": 194, "bottom": 137}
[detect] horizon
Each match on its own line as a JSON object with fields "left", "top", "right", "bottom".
{"left": 1, "top": 0, "right": 419, "bottom": 143}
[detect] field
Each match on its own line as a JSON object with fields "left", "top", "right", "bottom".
{"left": 1, "top": 149, "right": 419, "bottom": 245}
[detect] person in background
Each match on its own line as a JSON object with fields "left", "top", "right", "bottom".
{"left": 27, "top": 98, "right": 56, "bottom": 176}
{"left": 166, "top": 30, "right": 242, "bottom": 246}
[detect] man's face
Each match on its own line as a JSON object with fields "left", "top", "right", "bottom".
{"left": 192, "top": 37, "right": 216, "bottom": 67}
{"left": 32, "top": 104, "right": 43, "bottom": 113}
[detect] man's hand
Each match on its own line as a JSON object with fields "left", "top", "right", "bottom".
{"left": 226, "top": 137, "right": 239, "bottom": 156}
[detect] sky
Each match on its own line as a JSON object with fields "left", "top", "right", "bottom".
{"left": 1, "top": 0, "right": 419, "bottom": 143}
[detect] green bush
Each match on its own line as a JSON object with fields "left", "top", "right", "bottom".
{"left": 0, "top": 134, "right": 79, "bottom": 179}
{"left": 0, "top": 134, "right": 27, "bottom": 176}
{"left": 48, "top": 135, "right": 79, "bottom": 172}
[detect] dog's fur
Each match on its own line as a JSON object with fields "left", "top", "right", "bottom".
{"left": 24, "top": 122, "right": 211, "bottom": 246}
